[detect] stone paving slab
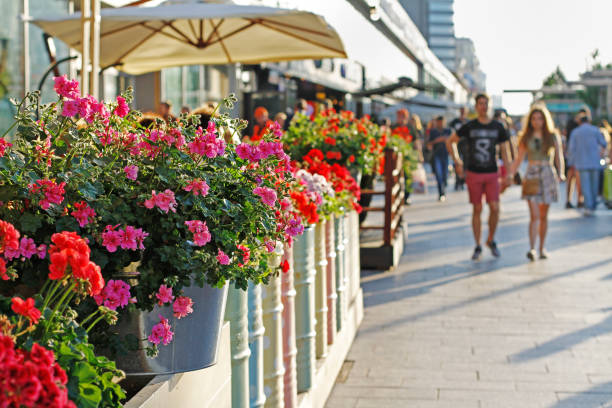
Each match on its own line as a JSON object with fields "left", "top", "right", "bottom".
{"left": 325, "top": 181, "right": 612, "bottom": 408}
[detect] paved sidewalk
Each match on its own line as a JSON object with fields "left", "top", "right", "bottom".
{"left": 326, "top": 182, "right": 612, "bottom": 408}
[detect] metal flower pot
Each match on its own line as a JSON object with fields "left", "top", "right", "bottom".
{"left": 112, "top": 282, "right": 228, "bottom": 376}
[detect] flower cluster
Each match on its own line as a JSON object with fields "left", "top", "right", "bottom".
{"left": 0, "top": 336, "right": 74, "bottom": 408}
{"left": 101, "top": 224, "right": 148, "bottom": 252}
{"left": 48, "top": 231, "right": 104, "bottom": 296}
{"left": 11, "top": 297, "right": 42, "bottom": 325}
{"left": 55, "top": 75, "right": 111, "bottom": 124}
{"left": 188, "top": 122, "right": 226, "bottom": 158}
{"left": 184, "top": 179, "right": 209, "bottom": 196}
{"left": 3, "top": 237, "right": 46, "bottom": 261}
{"left": 0, "top": 138, "right": 12, "bottom": 157}
{"left": 284, "top": 109, "right": 386, "bottom": 175}
{"left": 124, "top": 164, "right": 139, "bottom": 180}
{"left": 94, "top": 279, "right": 132, "bottom": 310}
{"left": 185, "top": 220, "right": 212, "bottom": 246}
{"left": 148, "top": 315, "right": 174, "bottom": 346}
{"left": 253, "top": 186, "right": 278, "bottom": 207}
{"left": 71, "top": 201, "right": 97, "bottom": 227}
{"left": 144, "top": 189, "right": 178, "bottom": 213}
{"left": 28, "top": 179, "right": 66, "bottom": 210}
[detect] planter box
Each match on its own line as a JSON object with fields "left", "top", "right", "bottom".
{"left": 124, "top": 322, "right": 231, "bottom": 408}
{"left": 112, "top": 283, "right": 229, "bottom": 376}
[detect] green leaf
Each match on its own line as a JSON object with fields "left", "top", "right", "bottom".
{"left": 74, "top": 361, "right": 98, "bottom": 383}
{"left": 79, "top": 181, "right": 104, "bottom": 200}
{"left": 19, "top": 212, "right": 42, "bottom": 233}
{"left": 77, "top": 383, "right": 102, "bottom": 408}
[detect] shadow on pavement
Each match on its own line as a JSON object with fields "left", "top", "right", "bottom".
{"left": 358, "top": 257, "right": 612, "bottom": 335}
{"left": 549, "top": 382, "right": 612, "bottom": 407}
{"left": 509, "top": 315, "right": 612, "bottom": 363}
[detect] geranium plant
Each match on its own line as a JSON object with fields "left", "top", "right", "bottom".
{"left": 284, "top": 109, "right": 386, "bottom": 176}
{"left": 0, "top": 221, "right": 125, "bottom": 408}
{"left": 0, "top": 76, "right": 301, "bottom": 358}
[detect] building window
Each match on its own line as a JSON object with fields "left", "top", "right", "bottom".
{"left": 429, "top": 13, "right": 454, "bottom": 24}
{"left": 429, "top": 25, "right": 454, "bottom": 35}
{"left": 429, "top": 36, "right": 456, "bottom": 47}
{"left": 429, "top": 1, "right": 453, "bottom": 12}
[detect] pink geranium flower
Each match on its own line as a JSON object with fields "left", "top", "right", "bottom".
{"left": 71, "top": 201, "right": 96, "bottom": 227}
{"left": 184, "top": 179, "right": 209, "bottom": 196}
{"left": 216, "top": 249, "right": 230, "bottom": 265}
{"left": 29, "top": 179, "right": 66, "bottom": 210}
{"left": 148, "top": 315, "right": 174, "bottom": 346}
{"left": 144, "top": 190, "right": 177, "bottom": 213}
{"left": 253, "top": 186, "right": 277, "bottom": 207}
{"left": 94, "top": 279, "right": 131, "bottom": 310}
{"left": 61, "top": 99, "right": 79, "bottom": 117}
{"left": 173, "top": 296, "right": 194, "bottom": 319}
{"left": 114, "top": 96, "right": 130, "bottom": 118}
{"left": 237, "top": 244, "right": 250, "bottom": 267}
{"left": 124, "top": 165, "right": 138, "bottom": 180}
{"left": 156, "top": 284, "right": 174, "bottom": 305}
{"left": 185, "top": 220, "right": 211, "bottom": 246}
{"left": 101, "top": 225, "right": 123, "bottom": 253}
{"left": 0, "top": 138, "right": 11, "bottom": 157}
{"left": 53, "top": 75, "right": 80, "bottom": 99}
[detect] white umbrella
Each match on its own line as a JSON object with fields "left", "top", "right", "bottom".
{"left": 31, "top": 3, "right": 347, "bottom": 75}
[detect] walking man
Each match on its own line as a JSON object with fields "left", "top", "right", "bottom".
{"left": 428, "top": 116, "right": 451, "bottom": 201}
{"left": 447, "top": 94, "right": 513, "bottom": 260}
{"left": 567, "top": 112, "right": 608, "bottom": 216}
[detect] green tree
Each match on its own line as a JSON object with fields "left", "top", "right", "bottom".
{"left": 543, "top": 66, "right": 567, "bottom": 87}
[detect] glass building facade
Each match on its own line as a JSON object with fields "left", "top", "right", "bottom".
{"left": 0, "top": 0, "right": 74, "bottom": 134}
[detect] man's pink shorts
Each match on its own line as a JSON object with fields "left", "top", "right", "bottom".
{"left": 465, "top": 171, "right": 500, "bottom": 205}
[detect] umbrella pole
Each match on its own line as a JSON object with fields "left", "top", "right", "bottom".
{"left": 21, "top": 0, "right": 30, "bottom": 96}
{"left": 89, "top": 0, "right": 100, "bottom": 99}
{"left": 80, "top": 0, "right": 90, "bottom": 96}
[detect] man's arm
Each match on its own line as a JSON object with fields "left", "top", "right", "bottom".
{"left": 446, "top": 132, "right": 463, "bottom": 176}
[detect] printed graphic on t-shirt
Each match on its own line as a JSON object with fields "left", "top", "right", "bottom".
{"left": 470, "top": 129, "right": 498, "bottom": 168}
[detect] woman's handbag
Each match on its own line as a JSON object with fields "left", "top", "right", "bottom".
{"left": 522, "top": 177, "right": 540, "bottom": 196}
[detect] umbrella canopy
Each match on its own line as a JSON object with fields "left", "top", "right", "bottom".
{"left": 31, "top": 3, "right": 348, "bottom": 75}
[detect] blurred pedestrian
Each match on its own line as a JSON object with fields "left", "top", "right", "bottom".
{"left": 568, "top": 112, "right": 608, "bottom": 215}
{"left": 157, "top": 101, "right": 175, "bottom": 122}
{"left": 393, "top": 109, "right": 419, "bottom": 204}
{"left": 250, "top": 106, "right": 272, "bottom": 142}
{"left": 447, "top": 93, "right": 513, "bottom": 260}
{"left": 509, "top": 105, "right": 565, "bottom": 261}
{"left": 274, "top": 112, "right": 287, "bottom": 130}
{"left": 565, "top": 108, "right": 586, "bottom": 208}
{"left": 450, "top": 106, "right": 469, "bottom": 190}
{"left": 427, "top": 116, "right": 451, "bottom": 201}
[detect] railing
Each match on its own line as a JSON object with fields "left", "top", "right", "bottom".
{"left": 224, "top": 210, "right": 363, "bottom": 408}
{"left": 359, "top": 148, "right": 405, "bottom": 246}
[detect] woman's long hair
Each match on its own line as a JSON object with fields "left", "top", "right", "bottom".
{"left": 411, "top": 114, "right": 423, "bottom": 132}
{"left": 519, "top": 104, "right": 557, "bottom": 153}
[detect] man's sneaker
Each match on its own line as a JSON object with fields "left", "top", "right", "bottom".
{"left": 565, "top": 202, "right": 574, "bottom": 209}
{"left": 471, "top": 245, "right": 482, "bottom": 260}
{"left": 486, "top": 241, "right": 501, "bottom": 258}
{"left": 438, "top": 194, "right": 447, "bottom": 202}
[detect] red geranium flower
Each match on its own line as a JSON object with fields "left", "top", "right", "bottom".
{"left": 11, "top": 297, "right": 41, "bottom": 325}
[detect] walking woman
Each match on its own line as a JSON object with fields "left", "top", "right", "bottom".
{"left": 510, "top": 105, "right": 565, "bottom": 261}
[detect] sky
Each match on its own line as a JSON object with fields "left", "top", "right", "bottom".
{"left": 454, "top": 0, "right": 612, "bottom": 115}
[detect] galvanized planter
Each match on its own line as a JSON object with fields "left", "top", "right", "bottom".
{"left": 112, "top": 282, "right": 228, "bottom": 376}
